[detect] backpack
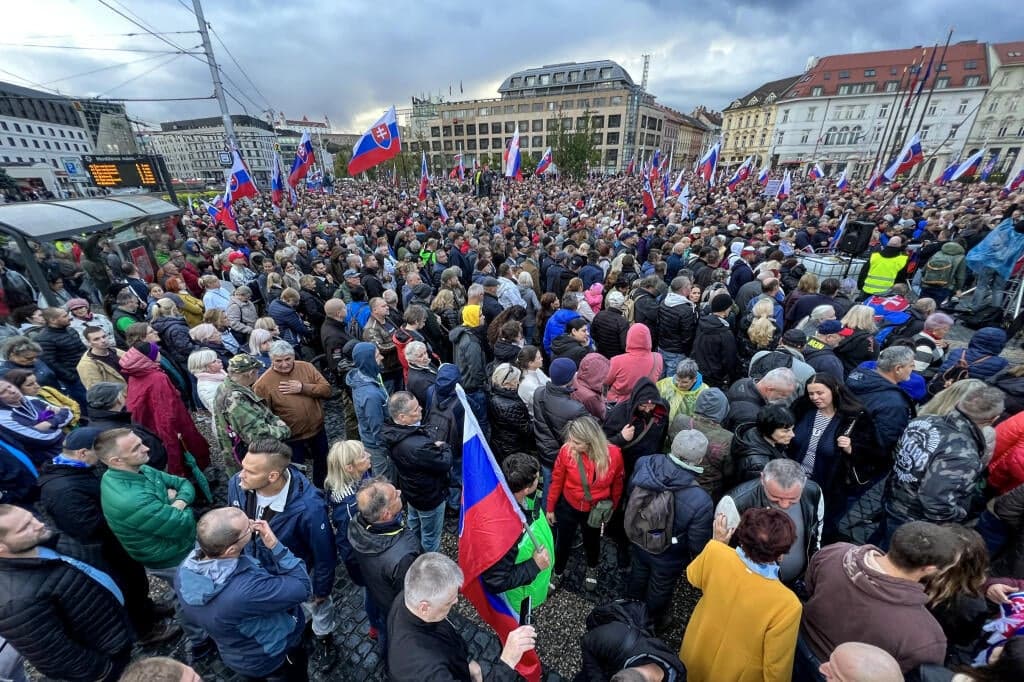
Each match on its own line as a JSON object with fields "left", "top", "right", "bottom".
{"left": 963, "top": 306, "right": 1006, "bottom": 331}
{"left": 921, "top": 251, "right": 958, "bottom": 288}
{"left": 584, "top": 599, "right": 653, "bottom": 637}
{"left": 749, "top": 350, "right": 795, "bottom": 380}
{"left": 622, "top": 295, "right": 637, "bottom": 323}
{"left": 624, "top": 486, "right": 676, "bottom": 555}
{"left": 927, "top": 352, "right": 993, "bottom": 396}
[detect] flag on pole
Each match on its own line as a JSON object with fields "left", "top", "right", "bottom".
{"left": 347, "top": 106, "right": 402, "bottom": 176}
{"left": 679, "top": 182, "right": 690, "bottom": 214}
{"left": 836, "top": 171, "right": 849, "bottom": 191}
{"left": 649, "top": 149, "right": 662, "bottom": 181}
{"left": 776, "top": 170, "right": 792, "bottom": 199}
{"left": 866, "top": 161, "right": 884, "bottom": 192}
{"left": 456, "top": 384, "right": 542, "bottom": 682}
{"left": 625, "top": 154, "right": 635, "bottom": 176}
{"left": 288, "top": 132, "right": 315, "bottom": 187}
{"left": 535, "top": 147, "right": 553, "bottom": 175}
{"left": 1001, "top": 168, "right": 1024, "bottom": 197}
{"left": 757, "top": 164, "right": 771, "bottom": 186}
{"left": 727, "top": 156, "right": 753, "bottom": 192}
{"left": 226, "top": 149, "right": 258, "bottom": 200}
{"left": 449, "top": 154, "right": 465, "bottom": 180}
{"left": 697, "top": 141, "right": 720, "bottom": 184}
{"left": 949, "top": 149, "right": 986, "bottom": 183}
{"left": 828, "top": 212, "right": 849, "bottom": 252}
{"left": 935, "top": 154, "right": 961, "bottom": 185}
{"left": 438, "top": 197, "right": 449, "bottom": 222}
{"left": 669, "top": 169, "right": 685, "bottom": 195}
{"left": 808, "top": 162, "right": 825, "bottom": 180}
{"left": 504, "top": 127, "right": 522, "bottom": 180}
{"left": 270, "top": 153, "right": 285, "bottom": 206}
{"left": 980, "top": 153, "right": 1000, "bottom": 182}
{"left": 641, "top": 176, "right": 657, "bottom": 218}
{"left": 418, "top": 152, "right": 430, "bottom": 202}
{"left": 883, "top": 132, "right": 924, "bottom": 181}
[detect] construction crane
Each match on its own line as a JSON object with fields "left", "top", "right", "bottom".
{"left": 640, "top": 53, "right": 651, "bottom": 91}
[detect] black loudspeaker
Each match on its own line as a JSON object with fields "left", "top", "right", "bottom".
{"left": 837, "top": 220, "right": 874, "bottom": 256}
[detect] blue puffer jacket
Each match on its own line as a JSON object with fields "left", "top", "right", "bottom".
{"left": 268, "top": 298, "right": 309, "bottom": 346}
{"left": 627, "top": 453, "right": 713, "bottom": 564}
{"left": 543, "top": 308, "right": 582, "bottom": 356}
{"left": 228, "top": 466, "right": 337, "bottom": 598}
{"left": 936, "top": 327, "right": 1008, "bottom": 382}
{"left": 345, "top": 343, "right": 388, "bottom": 457}
{"left": 175, "top": 541, "right": 310, "bottom": 677}
{"left": 846, "top": 365, "right": 916, "bottom": 455}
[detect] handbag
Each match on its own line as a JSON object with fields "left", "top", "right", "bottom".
{"left": 575, "top": 452, "right": 614, "bottom": 530}
{"left": 927, "top": 354, "right": 991, "bottom": 397}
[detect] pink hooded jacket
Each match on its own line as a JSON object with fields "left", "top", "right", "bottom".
{"left": 572, "top": 352, "right": 611, "bottom": 420}
{"left": 605, "top": 323, "right": 664, "bottom": 403}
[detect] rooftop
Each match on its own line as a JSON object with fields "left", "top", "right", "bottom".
{"left": 726, "top": 75, "right": 802, "bottom": 110}
{"left": 498, "top": 59, "right": 636, "bottom": 95}
{"left": 992, "top": 41, "right": 1024, "bottom": 66}
{"left": 158, "top": 114, "right": 274, "bottom": 133}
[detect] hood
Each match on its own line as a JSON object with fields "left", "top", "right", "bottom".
{"left": 550, "top": 333, "right": 584, "bottom": 357}
{"left": 150, "top": 315, "right": 185, "bottom": 332}
{"left": 449, "top": 324, "right": 479, "bottom": 345}
{"left": 575, "top": 353, "right": 611, "bottom": 392}
{"left": 550, "top": 308, "right": 581, "bottom": 327}
{"left": 969, "top": 327, "right": 1007, "bottom": 355}
{"left": 627, "top": 377, "right": 665, "bottom": 411}
{"left": 625, "top": 323, "right": 654, "bottom": 353}
{"left": 857, "top": 361, "right": 927, "bottom": 403}
{"left": 663, "top": 291, "right": 689, "bottom": 307}
{"left": 36, "top": 461, "right": 98, "bottom": 488}
{"left": 697, "top": 314, "right": 730, "bottom": 335}
{"left": 177, "top": 549, "right": 243, "bottom": 606}
{"left": 493, "top": 339, "right": 522, "bottom": 364}
{"left": 380, "top": 420, "right": 425, "bottom": 448}
{"left": 841, "top": 543, "right": 930, "bottom": 607}
{"left": 347, "top": 514, "right": 408, "bottom": 556}
{"left": 434, "top": 363, "right": 461, "bottom": 399}
{"left": 351, "top": 342, "right": 380, "bottom": 377}
{"left": 118, "top": 347, "right": 160, "bottom": 376}
{"left": 632, "top": 452, "right": 699, "bottom": 491}
{"left": 846, "top": 365, "right": 905, "bottom": 398}
{"left": 939, "top": 241, "right": 965, "bottom": 256}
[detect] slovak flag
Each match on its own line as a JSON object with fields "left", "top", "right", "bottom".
{"left": 669, "top": 168, "right": 685, "bottom": 195}
{"left": 212, "top": 187, "right": 237, "bottom": 231}
{"left": 504, "top": 127, "right": 522, "bottom": 180}
{"left": 866, "top": 161, "right": 884, "bottom": 192}
{"left": 757, "top": 164, "right": 771, "bottom": 186}
{"left": 641, "top": 176, "right": 657, "bottom": 218}
{"left": 679, "top": 182, "right": 691, "bottom": 213}
{"left": 456, "top": 385, "right": 542, "bottom": 682}
{"left": 347, "top": 105, "right": 402, "bottom": 177}
{"left": 697, "top": 141, "right": 720, "bottom": 184}
{"left": 418, "top": 152, "right": 430, "bottom": 202}
{"left": 808, "top": 162, "right": 825, "bottom": 180}
{"left": 727, "top": 156, "right": 753, "bottom": 192}
{"left": 936, "top": 155, "right": 961, "bottom": 185}
{"left": 949, "top": 149, "right": 986, "bottom": 183}
{"left": 828, "top": 212, "right": 849, "bottom": 252}
{"left": 1001, "top": 168, "right": 1024, "bottom": 197}
{"left": 536, "top": 147, "right": 553, "bottom": 175}
{"left": 203, "top": 198, "right": 219, "bottom": 221}
{"left": 438, "top": 197, "right": 449, "bottom": 223}
{"left": 836, "top": 171, "right": 849, "bottom": 191}
{"left": 650, "top": 149, "right": 662, "bottom": 181}
{"left": 980, "top": 153, "right": 1000, "bottom": 182}
{"left": 226, "top": 149, "right": 258, "bottom": 200}
{"left": 625, "top": 154, "right": 635, "bottom": 176}
{"left": 883, "top": 132, "right": 924, "bottom": 181}
{"left": 288, "top": 131, "right": 315, "bottom": 187}
{"left": 449, "top": 154, "right": 465, "bottom": 180}
{"left": 776, "top": 170, "right": 792, "bottom": 199}
{"left": 270, "top": 153, "right": 285, "bottom": 206}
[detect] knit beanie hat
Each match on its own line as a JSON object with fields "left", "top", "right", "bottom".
{"left": 549, "top": 357, "right": 577, "bottom": 386}
{"left": 606, "top": 290, "right": 626, "bottom": 310}
{"left": 671, "top": 429, "right": 709, "bottom": 463}
{"left": 710, "top": 294, "right": 733, "bottom": 313}
{"left": 142, "top": 342, "right": 159, "bottom": 362}
{"left": 694, "top": 388, "right": 729, "bottom": 423}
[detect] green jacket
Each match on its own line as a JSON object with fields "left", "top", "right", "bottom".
{"left": 212, "top": 378, "right": 291, "bottom": 463}
{"left": 101, "top": 466, "right": 196, "bottom": 569}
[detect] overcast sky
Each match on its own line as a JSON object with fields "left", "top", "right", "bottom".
{"left": 1, "top": 0, "right": 1018, "bottom": 133}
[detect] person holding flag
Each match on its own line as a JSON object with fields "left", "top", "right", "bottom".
{"left": 226, "top": 149, "right": 258, "bottom": 200}
{"left": 449, "top": 154, "right": 465, "bottom": 181}
{"left": 418, "top": 152, "right": 430, "bottom": 202}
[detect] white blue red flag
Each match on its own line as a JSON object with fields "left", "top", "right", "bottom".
{"left": 836, "top": 171, "right": 849, "bottom": 191}
{"left": 649, "top": 149, "right": 662, "bottom": 181}
{"left": 347, "top": 106, "right": 402, "bottom": 177}
{"left": 641, "top": 176, "right": 657, "bottom": 218}
{"left": 727, "top": 157, "right": 752, "bottom": 192}
{"left": 669, "top": 169, "right": 685, "bottom": 195}
{"left": 497, "top": 193, "right": 507, "bottom": 220}
{"left": 679, "top": 182, "right": 690, "bottom": 214}
{"left": 288, "top": 132, "right": 315, "bottom": 187}
{"left": 226, "top": 149, "right": 258, "bottom": 201}
{"left": 438, "top": 197, "right": 449, "bottom": 222}
{"left": 203, "top": 198, "right": 219, "bottom": 221}
{"left": 418, "top": 152, "right": 430, "bottom": 202}
{"left": 980, "top": 153, "right": 1000, "bottom": 182}
{"left": 456, "top": 384, "right": 541, "bottom": 682}
{"left": 865, "top": 161, "right": 884, "bottom": 192}
{"left": 1002, "top": 168, "right": 1024, "bottom": 197}
{"left": 697, "top": 141, "right": 720, "bottom": 185}
{"left": 808, "top": 162, "right": 825, "bottom": 180}
{"left": 776, "top": 170, "right": 792, "bottom": 199}
{"left": 935, "top": 155, "right": 961, "bottom": 186}
{"left": 504, "top": 127, "right": 522, "bottom": 180}
{"left": 949, "top": 149, "right": 986, "bottom": 183}
{"left": 828, "top": 212, "right": 848, "bottom": 252}
{"left": 535, "top": 147, "right": 553, "bottom": 175}
{"left": 449, "top": 154, "right": 465, "bottom": 181}
{"left": 270, "top": 153, "right": 285, "bottom": 206}
{"left": 625, "top": 154, "right": 635, "bottom": 176}
{"left": 213, "top": 185, "right": 237, "bottom": 231}
{"left": 884, "top": 132, "right": 924, "bottom": 181}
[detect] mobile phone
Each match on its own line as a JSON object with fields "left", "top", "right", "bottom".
{"left": 518, "top": 596, "right": 532, "bottom": 626}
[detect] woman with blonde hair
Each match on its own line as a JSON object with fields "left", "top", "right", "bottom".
{"left": 187, "top": 348, "right": 225, "bottom": 411}
{"left": 202, "top": 308, "right": 240, "bottom": 354}
{"left": 546, "top": 415, "right": 625, "bottom": 591}
{"left": 739, "top": 298, "right": 781, "bottom": 370}
{"left": 835, "top": 304, "right": 878, "bottom": 373}
{"left": 248, "top": 328, "right": 274, "bottom": 374}
{"left": 566, "top": 277, "right": 594, "bottom": 323}
{"left": 784, "top": 272, "right": 819, "bottom": 324}
{"left": 149, "top": 297, "right": 196, "bottom": 371}
{"left": 189, "top": 323, "right": 232, "bottom": 367}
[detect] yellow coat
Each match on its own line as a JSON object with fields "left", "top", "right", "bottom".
{"left": 177, "top": 292, "right": 206, "bottom": 328}
{"left": 680, "top": 540, "right": 802, "bottom": 682}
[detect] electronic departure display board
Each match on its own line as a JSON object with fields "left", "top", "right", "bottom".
{"left": 81, "top": 155, "right": 162, "bottom": 189}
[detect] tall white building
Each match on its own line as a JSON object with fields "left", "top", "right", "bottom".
{"left": 964, "top": 41, "right": 1024, "bottom": 182}
{"left": 771, "top": 41, "right": 991, "bottom": 180}
{"left": 144, "top": 114, "right": 276, "bottom": 186}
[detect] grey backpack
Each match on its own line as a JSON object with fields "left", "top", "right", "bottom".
{"left": 624, "top": 486, "right": 676, "bottom": 555}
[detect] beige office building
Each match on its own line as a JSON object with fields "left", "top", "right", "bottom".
{"left": 721, "top": 75, "right": 801, "bottom": 169}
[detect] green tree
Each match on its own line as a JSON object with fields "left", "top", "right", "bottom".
{"left": 551, "top": 109, "right": 601, "bottom": 179}
{"left": 0, "top": 167, "right": 16, "bottom": 193}
{"left": 520, "top": 151, "right": 537, "bottom": 176}
{"left": 332, "top": 148, "right": 353, "bottom": 178}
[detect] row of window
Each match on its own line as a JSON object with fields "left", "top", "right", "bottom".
{"left": 430, "top": 114, "right": 624, "bottom": 138}
{"left": 509, "top": 67, "right": 616, "bottom": 89}
{"left": 421, "top": 148, "right": 622, "bottom": 168}
{"left": 1, "top": 156, "right": 64, "bottom": 168}
{"left": 0, "top": 97, "right": 81, "bottom": 128}
{"left": 0, "top": 120, "right": 86, "bottom": 140}
{"left": 807, "top": 75, "right": 981, "bottom": 98}
{"left": 2, "top": 136, "right": 87, "bottom": 152}
{"left": 424, "top": 131, "right": 626, "bottom": 152}
{"left": 726, "top": 112, "right": 771, "bottom": 130}
{"left": 444, "top": 96, "right": 627, "bottom": 119}
{"left": 778, "top": 97, "right": 976, "bottom": 125}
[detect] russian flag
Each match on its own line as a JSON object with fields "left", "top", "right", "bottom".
{"left": 535, "top": 147, "right": 553, "bottom": 175}
{"left": 625, "top": 154, "right": 635, "bottom": 176}
{"left": 828, "top": 212, "right": 848, "bottom": 252}
{"left": 456, "top": 385, "right": 541, "bottom": 682}
{"left": 936, "top": 155, "right": 960, "bottom": 186}
{"left": 418, "top": 151, "right": 429, "bottom": 202}
{"left": 226, "top": 149, "right": 258, "bottom": 201}
{"left": 757, "top": 164, "right": 771, "bottom": 186}
{"left": 697, "top": 141, "right": 720, "bottom": 184}
{"left": 504, "top": 127, "right": 522, "bottom": 180}
{"left": 836, "top": 171, "right": 849, "bottom": 191}
{"left": 949, "top": 149, "right": 985, "bottom": 183}
{"left": 1002, "top": 168, "right": 1024, "bottom": 197}
{"left": 808, "top": 162, "right": 825, "bottom": 180}
{"left": 288, "top": 131, "right": 315, "bottom": 187}
{"left": 776, "top": 170, "right": 792, "bottom": 199}
{"left": 270, "top": 153, "right": 284, "bottom": 206}
{"left": 347, "top": 106, "right": 402, "bottom": 177}
{"left": 438, "top": 197, "right": 450, "bottom": 223}
{"left": 883, "top": 132, "right": 924, "bottom": 181}
{"left": 641, "top": 176, "right": 657, "bottom": 217}
{"left": 980, "top": 153, "right": 999, "bottom": 182}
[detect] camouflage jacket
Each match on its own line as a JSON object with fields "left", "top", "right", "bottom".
{"left": 212, "top": 378, "right": 291, "bottom": 462}
{"left": 885, "top": 408, "right": 986, "bottom": 523}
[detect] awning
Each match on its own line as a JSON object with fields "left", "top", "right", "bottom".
{"left": 0, "top": 194, "right": 180, "bottom": 242}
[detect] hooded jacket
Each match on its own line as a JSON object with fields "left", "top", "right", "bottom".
{"left": 543, "top": 308, "right": 582, "bottom": 356}
{"left": 834, "top": 328, "right": 876, "bottom": 373}
{"left": 119, "top": 347, "right": 210, "bottom": 474}
{"left": 347, "top": 513, "right": 421, "bottom": 618}
{"left": 935, "top": 327, "right": 1008, "bottom": 382}
{"left": 533, "top": 382, "right": 588, "bottom": 467}
{"left": 606, "top": 324, "right": 664, "bottom": 404}
{"left": 723, "top": 377, "right": 767, "bottom": 432}
{"left": 655, "top": 373, "right": 706, "bottom": 423}
{"left": 424, "top": 363, "right": 466, "bottom": 462}
{"left": 573, "top": 353, "right": 611, "bottom": 420}
{"left": 846, "top": 366, "right": 916, "bottom": 457}
{"left": 449, "top": 324, "right": 487, "bottom": 392}
{"left": 487, "top": 385, "right": 535, "bottom": 461}
{"left": 657, "top": 292, "right": 697, "bottom": 355}
{"left": 691, "top": 314, "right": 738, "bottom": 389}
{"left": 605, "top": 378, "right": 670, "bottom": 468}
{"left": 35, "top": 324, "right": 86, "bottom": 386}
{"left": 381, "top": 420, "right": 452, "bottom": 510}
{"left": 268, "top": 298, "right": 309, "bottom": 345}
{"left": 628, "top": 454, "right": 713, "bottom": 562}
{"left": 802, "top": 338, "right": 846, "bottom": 381}
{"left": 175, "top": 541, "right": 311, "bottom": 677}
{"left": 801, "top": 542, "right": 946, "bottom": 673}
{"left": 580, "top": 618, "right": 687, "bottom": 682}
{"left": 228, "top": 466, "right": 337, "bottom": 598}
{"left": 731, "top": 422, "right": 790, "bottom": 481}
{"left": 591, "top": 307, "right": 629, "bottom": 359}
{"left": 150, "top": 314, "right": 196, "bottom": 369}
{"left": 550, "top": 332, "right": 591, "bottom": 366}
{"left": 346, "top": 343, "right": 388, "bottom": 455}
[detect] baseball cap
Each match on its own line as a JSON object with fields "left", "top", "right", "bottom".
{"left": 343, "top": 269, "right": 361, "bottom": 278}
{"left": 64, "top": 427, "right": 103, "bottom": 451}
{"left": 818, "top": 320, "right": 843, "bottom": 334}
{"left": 481, "top": 277, "right": 500, "bottom": 288}
{"left": 228, "top": 353, "right": 264, "bottom": 373}
{"left": 782, "top": 329, "right": 807, "bottom": 347}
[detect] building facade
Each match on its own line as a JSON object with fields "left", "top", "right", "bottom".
{"left": 78, "top": 100, "right": 137, "bottom": 155}
{"left": 409, "top": 60, "right": 686, "bottom": 175}
{"left": 964, "top": 41, "right": 1024, "bottom": 183}
{"left": 144, "top": 114, "right": 276, "bottom": 185}
{"left": 771, "top": 41, "right": 990, "bottom": 180}
{"left": 721, "top": 75, "right": 800, "bottom": 168}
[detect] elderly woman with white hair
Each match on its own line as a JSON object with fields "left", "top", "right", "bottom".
{"left": 796, "top": 304, "right": 837, "bottom": 339}
{"left": 486, "top": 363, "right": 534, "bottom": 463}
{"left": 189, "top": 323, "right": 232, "bottom": 368}
{"left": 187, "top": 348, "right": 226, "bottom": 410}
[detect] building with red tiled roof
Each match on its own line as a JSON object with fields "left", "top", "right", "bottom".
{"left": 964, "top": 42, "right": 1024, "bottom": 183}
{"left": 771, "top": 40, "right": 991, "bottom": 181}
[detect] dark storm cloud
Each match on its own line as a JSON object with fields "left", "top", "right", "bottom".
{"left": 0, "top": 0, "right": 1017, "bottom": 130}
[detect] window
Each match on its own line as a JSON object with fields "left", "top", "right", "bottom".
{"left": 591, "top": 115, "right": 604, "bottom": 128}
{"left": 583, "top": 69, "right": 597, "bottom": 80}
{"left": 965, "top": 76, "right": 980, "bottom": 87}
{"left": 509, "top": 78, "right": 521, "bottom": 89}
{"left": 491, "top": 137, "right": 501, "bottom": 148}
{"left": 4, "top": 137, "right": 12, "bottom": 146}
{"left": 863, "top": 82, "right": 877, "bottom": 93}
{"left": 965, "top": 60, "right": 977, "bottom": 70}
{"left": 576, "top": 116, "right": 588, "bottom": 130}
{"left": 477, "top": 107, "right": 490, "bottom": 117}
{"left": 806, "top": 107, "right": 817, "bottom": 121}
{"left": 856, "top": 105, "right": 867, "bottom": 119}
{"left": 610, "top": 96, "right": 623, "bottom": 105}
{"left": 531, "top": 136, "right": 543, "bottom": 147}
{"left": 530, "top": 119, "right": 542, "bottom": 132}
{"left": 504, "top": 121, "right": 515, "bottom": 133}
{"left": 453, "top": 124, "right": 464, "bottom": 136}
{"left": 546, "top": 102, "right": 556, "bottom": 111}
{"left": 20, "top": 139, "right": 27, "bottom": 147}
{"left": 591, "top": 133, "right": 603, "bottom": 145}
{"left": 800, "top": 130, "right": 810, "bottom": 144}
{"left": 546, "top": 119, "right": 558, "bottom": 131}
{"left": 443, "top": 140, "right": 453, "bottom": 151}
{"left": 531, "top": 102, "right": 543, "bottom": 112}
{"left": 957, "top": 99, "right": 969, "bottom": 115}
{"left": 920, "top": 125, "right": 930, "bottom": 140}
{"left": 479, "top": 138, "right": 489, "bottom": 149}
{"left": 519, "top": 120, "right": 529, "bottom": 132}
{"left": 600, "top": 67, "right": 612, "bottom": 78}
{"left": 998, "top": 123, "right": 1009, "bottom": 137}
{"left": 824, "top": 126, "right": 837, "bottom": 145}
{"left": 838, "top": 70, "right": 850, "bottom": 79}
{"left": 864, "top": 69, "right": 876, "bottom": 77}
{"left": 466, "top": 124, "right": 476, "bottom": 135}
{"left": 776, "top": 131, "right": 784, "bottom": 145}
{"left": 884, "top": 80, "right": 899, "bottom": 93}
{"left": 76, "top": 131, "right": 83, "bottom": 139}
{"left": 442, "top": 126, "right": 451, "bottom": 137}
{"left": 491, "top": 122, "right": 502, "bottom": 133}
{"left": 25, "top": 125, "right": 33, "bottom": 134}
{"left": 823, "top": 72, "right": 831, "bottom": 80}
{"left": 568, "top": 71, "right": 580, "bottom": 83}
{"left": 553, "top": 72, "right": 565, "bottom": 84}
{"left": 811, "top": 86, "right": 824, "bottom": 96}
{"left": 938, "top": 63, "right": 948, "bottom": 71}
{"left": 431, "top": 141, "right": 441, "bottom": 151}
{"left": 781, "top": 109, "right": 790, "bottom": 124}
{"left": 561, "top": 118, "right": 572, "bottom": 131}
{"left": 577, "top": 99, "right": 589, "bottom": 109}
{"left": 517, "top": 103, "right": 529, "bottom": 114}
{"left": 989, "top": 100, "right": 1000, "bottom": 113}
{"left": 606, "top": 132, "right": 620, "bottom": 145}
{"left": 13, "top": 123, "right": 20, "bottom": 132}
{"left": 538, "top": 74, "right": 550, "bottom": 85}
{"left": 838, "top": 85, "right": 851, "bottom": 95}
{"left": 0, "top": 122, "right": 6, "bottom": 131}
{"left": 44, "top": 141, "right": 50, "bottom": 149}
{"left": 950, "top": 123, "right": 960, "bottom": 138}
{"left": 525, "top": 75, "right": 536, "bottom": 86}
{"left": 607, "top": 114, "right": 621, "bottom": 127}
{"left": 926, "top": 104, "right": 937, "bottom": 117}
{"left": 466, "top": 139, "right": 476, "bottom": 151}
{"left": 592, "top": 98, "right": 606, "bottom": 107}
{"left": 935, "top": 77, "right": 950, "bottom": 89}
{"left": 560, "top": 99, "right": 573, "bottom": 109}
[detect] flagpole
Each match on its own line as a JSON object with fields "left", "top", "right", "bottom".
{"left": 909, "top": 29, "right": 955, "bottom": 180}
{"left": 874, "top": 60, "right": 917, "bottom": 175}
{"left": 901, "top": 45, "right": 938, "bottom": 170}
{"left": 885, "top": 49, "right": 928, "bottom": 168}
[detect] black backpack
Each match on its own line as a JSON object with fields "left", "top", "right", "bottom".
{"left": 963, "top": 306, "right": 1006, "bottom": 331}
{"left": 748, "top": 350, "right": 795, "bottom": 380}
{"left": 585, "top": 599, "right": 654, "bottom": 638}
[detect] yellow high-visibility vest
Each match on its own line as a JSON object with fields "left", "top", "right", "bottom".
{"left": 862, "top": 251, "right": 909, "bottom": 294}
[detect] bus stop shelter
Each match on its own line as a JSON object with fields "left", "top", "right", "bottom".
{"left": 0, "top": 194, "right": 181, "bottom": 306}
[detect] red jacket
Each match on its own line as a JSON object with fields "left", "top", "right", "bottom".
{"left": 120, "top": 348, "right": 210, "bottom": 475}
{"left": 990, "top": 411, "right": 1024, "bottom": 494}
{"left": 547, "top": 442, "right": 624, "bottom": 514}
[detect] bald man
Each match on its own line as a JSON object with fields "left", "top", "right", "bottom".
{"left": 819, "top": 642, "right": 902, "bottom": 682}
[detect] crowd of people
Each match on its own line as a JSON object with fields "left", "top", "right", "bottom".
{"left": 1, "top": 167, "right": 1024, "bottom": 682}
